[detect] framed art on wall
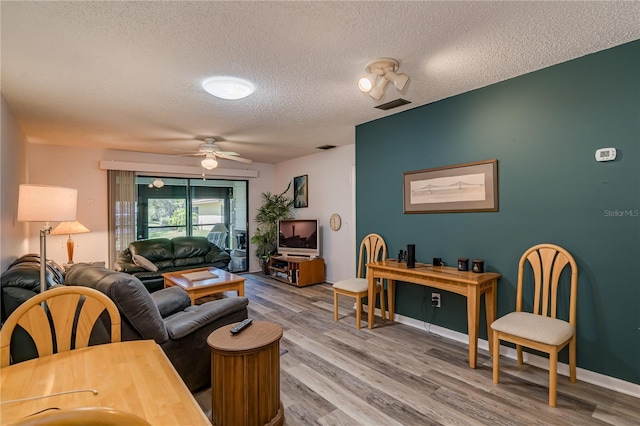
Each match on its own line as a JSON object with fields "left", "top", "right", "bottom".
{"left": 294, "top": 175, "right": 308, "bottom": 208}
{"left": 403, "top": 159, "right": 498, "bottom": 213}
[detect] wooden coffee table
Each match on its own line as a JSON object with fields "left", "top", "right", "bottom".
{"left": 162, "top": 267, "right": 245, "bottom": 305}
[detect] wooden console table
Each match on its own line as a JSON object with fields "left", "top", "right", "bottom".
{"left": 0, "top": 340, "right": 210, "bottom": 425}
{"left": 366, "top": 260, "right": 500, "bottom": 369}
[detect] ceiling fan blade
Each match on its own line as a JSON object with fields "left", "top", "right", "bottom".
{"left": 217, "top": 150, "right": 240, "bottom": 156}
{"left": 217, "top": 153, "right": 253, "bottom": 164}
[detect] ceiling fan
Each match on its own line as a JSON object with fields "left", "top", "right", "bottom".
{"left": 177, "top": 138, "right": 253, "bottom": 169}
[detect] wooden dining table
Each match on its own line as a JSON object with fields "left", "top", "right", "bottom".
{"left": 0, "top": 340, "right": 210, "bottom": 425}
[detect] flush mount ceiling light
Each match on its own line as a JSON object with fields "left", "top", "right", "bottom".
{"left": 201, "top": 154, "right": 218, "bottom": 170}
{"left": 358, "top": 58, "right": 409, "bottom": 101}
{"left": 202, "top": 76, "right": 255, "bottom": 100}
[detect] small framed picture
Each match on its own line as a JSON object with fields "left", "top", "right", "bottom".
{"left": 294, "top": 175, "right": 308, "bottom": 208}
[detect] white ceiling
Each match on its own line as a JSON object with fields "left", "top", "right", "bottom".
{"left": 2, "top": 1, "right": 639, "bottom": 165}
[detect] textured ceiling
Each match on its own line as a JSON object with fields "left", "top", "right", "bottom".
{"left": 2, "top": 1, "right": 640, "bottom": 164}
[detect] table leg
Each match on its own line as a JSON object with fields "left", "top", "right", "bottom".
{"left": 387, "top": 280, "right": 396, "bottom": 322}
{"left": 238, "top": 281, "right": 245, "bottom": 297}
{"left": 367, "top": 270, "right": 375, "bottom": 329}
{"left": 466, "top": 286, "right": 480, "bottom": 369}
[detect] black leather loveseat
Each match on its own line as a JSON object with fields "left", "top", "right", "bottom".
{"left": 64, "top": 263, "right": 248, "bottom": 391}
{"left": 114, "top": 236, "right": 231, "bottom": 292}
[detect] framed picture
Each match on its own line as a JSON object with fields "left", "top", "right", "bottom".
{"left": 403, "top": 159, "right": 498, "bottom": 214}
{"left": 293, "top": 175, "right": 308, "bottom": 208}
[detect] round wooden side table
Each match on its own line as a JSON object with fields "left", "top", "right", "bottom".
{"left": 207, "top": 321, "right": 284, "bottom": 426}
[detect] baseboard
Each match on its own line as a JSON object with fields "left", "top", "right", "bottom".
{"left": 386, "top": 312, "right": 640, "bottom": 399}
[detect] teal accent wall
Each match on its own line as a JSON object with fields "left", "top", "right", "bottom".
{"left": 356, "top": 40, "right": 639, "bottom": 384}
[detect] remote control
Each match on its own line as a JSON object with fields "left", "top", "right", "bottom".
{"left": 230, "top": 318, "right": 253, "bottom": 335}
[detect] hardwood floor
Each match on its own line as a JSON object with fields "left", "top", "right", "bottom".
{"left": 195, "top": 273, "right": 639, "bottom": 425}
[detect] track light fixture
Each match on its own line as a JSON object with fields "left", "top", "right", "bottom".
{"left": 358, "top": 58, "right": 409, "bottom": 101}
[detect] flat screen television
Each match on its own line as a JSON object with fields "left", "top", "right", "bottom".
{"left": 277, "top": 219, "right": 320, "bottom": 257}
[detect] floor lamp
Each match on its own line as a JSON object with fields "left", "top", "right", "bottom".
{"left": 17, "top": 184, "right": 77, "bottom": 294}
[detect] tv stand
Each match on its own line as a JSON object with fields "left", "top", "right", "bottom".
{"left": 269, "top": 256, "right": 325, "bottom": 287}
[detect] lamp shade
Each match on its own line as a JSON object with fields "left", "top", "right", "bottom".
{"left": 211, "top": 223, "right": 229, "bottom": 233}
{"left": 17, "top": 184, "right": 77, "bottom": 222}
{"left": 51, "top": 220, "right": 90, "bottom": 236}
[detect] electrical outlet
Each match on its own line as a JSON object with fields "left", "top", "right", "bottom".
{"left": 431, "top": 293, "right": 441, "bottom": 308}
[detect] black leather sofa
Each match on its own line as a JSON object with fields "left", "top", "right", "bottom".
{"left": 1, "top": 254, "right": 65, "bottom": 323}
{"left": 64, "top": 263, "right": 248, "bottom": 391}
{"left": 114, "top": 236, "right": 231, "bottom": 292}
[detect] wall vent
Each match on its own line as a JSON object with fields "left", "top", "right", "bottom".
{"left": 375, "top": 98, "right": 411, "bottom": 111}
{"left": 316, "top": 145, "right": 337, "bottom": 150}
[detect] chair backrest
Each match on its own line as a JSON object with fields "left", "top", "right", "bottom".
{"left": 356, "top": 233, "right": 387, "bottom": 278}
{"left": 516, "top": 243, "right": 578, "bottom": 326}
{"left": 0, "top": 286, "right": 121, "bottom": 367}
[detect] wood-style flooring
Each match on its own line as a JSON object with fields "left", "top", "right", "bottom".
{"left": 194, "top": 273, "right": 639, "bottom": 425}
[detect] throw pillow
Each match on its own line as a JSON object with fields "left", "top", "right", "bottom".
{"left": 132, "top": 254, "right": 158, "bottom": 272}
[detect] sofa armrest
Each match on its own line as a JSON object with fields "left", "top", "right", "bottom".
{"left": 164, "top": 297, "right": 249, "bottom": 340}
{"left": 151, "top": 287, "right": 191, "bottom": 318}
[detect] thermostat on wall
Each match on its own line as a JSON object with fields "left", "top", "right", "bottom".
{"left": 595, "top": 148, "right": 616, "bottom": 162}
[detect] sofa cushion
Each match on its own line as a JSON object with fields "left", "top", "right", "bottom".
{"left": 151, "top": 287, "right": 191, "bottom": 318}
{"left": 133, "top": 254, "right": 158, "bottom": 272}
{"left": 129, "top": 238, "right": 174, "bottom": 269}
{"left": 164, "top": 297, "right": 249, "bottom": 340}
{"left": 173, "top": 237, "right": 210, "bottom": 267}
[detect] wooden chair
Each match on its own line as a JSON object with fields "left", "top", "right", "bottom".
{"left": 491, "top": 243, "right": 578, "bottom": 406}
{"left": 0, "top": 286, "right": 121, "bottom": 367}
{"left": 333, "top": 233, "right": 387, "bottom": 329}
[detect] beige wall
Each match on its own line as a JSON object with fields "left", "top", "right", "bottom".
{"left": 0, "top": 94, "right": 29, "bottom": 271}
{"left": 2, "top": 93, "right": 354, "bottom": 276}
{"left": 25, "top": 144, "right": 275, "bottom": 271}
{"left": 275, "top": 145, "right": 355, "bottom": 283}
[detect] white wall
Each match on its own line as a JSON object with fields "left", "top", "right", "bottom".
{"left": 0, "top": 94, "right": 29, "bottom": 271}
{"left": 275, "top": 145, "right": 355, "bottom": 283}
{"left": 26, "top": 144, "right": 275, "bottom": 271}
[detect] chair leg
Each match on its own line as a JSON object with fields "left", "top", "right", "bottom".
{"left": 355, "top": 295, "right": 362, "bottom": 330}
{"left": 516, "top": 344, "right": 524, "bottom": 365}
{"left": 549, "top": 349, "right": 558, "bottom": 407}
{"left": 333, "top": 291, "right": 339, "bottom": 322}
{"left": 492, "top": 331, "right": 500, "bottom": 384}
{"left": 569, "top": 335, "right": 577, "bottom": 383}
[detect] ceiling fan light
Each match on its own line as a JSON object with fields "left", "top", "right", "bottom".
{"left": 385, "top": 70, "right": 409, "bottom": 91}
{"left": 201, "top": 157, "right": 218, "bottom": 170}
{"left": 152, "top": 178, "right": 165, "bottom": 188}
{"left": 202, "top": 76, "right": 255, "bottom": 100}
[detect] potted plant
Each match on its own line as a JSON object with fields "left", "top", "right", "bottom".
{"left": 250, "top": 185, "right": 294, "bottom": 274}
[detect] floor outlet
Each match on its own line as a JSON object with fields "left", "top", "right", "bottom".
{"left": 431, "top": 293, "right": 441, "bottom": 308}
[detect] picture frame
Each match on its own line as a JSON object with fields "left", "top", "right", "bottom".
{"left": 403, "top": 159, "right": 498, "bottom": 214}
{"left": 293, "top": 175, "right": 308, "bottom": 208}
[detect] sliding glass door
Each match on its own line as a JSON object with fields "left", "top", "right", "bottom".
{"left": 135, "top": 176, "right": 248, "bottom": 272}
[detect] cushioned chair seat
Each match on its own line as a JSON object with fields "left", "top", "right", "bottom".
{"left": 491, "top": 312, "right": 574, "bottom": 346}
{"left": 332, "top": 278, "right": 369, "bottom": 293}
